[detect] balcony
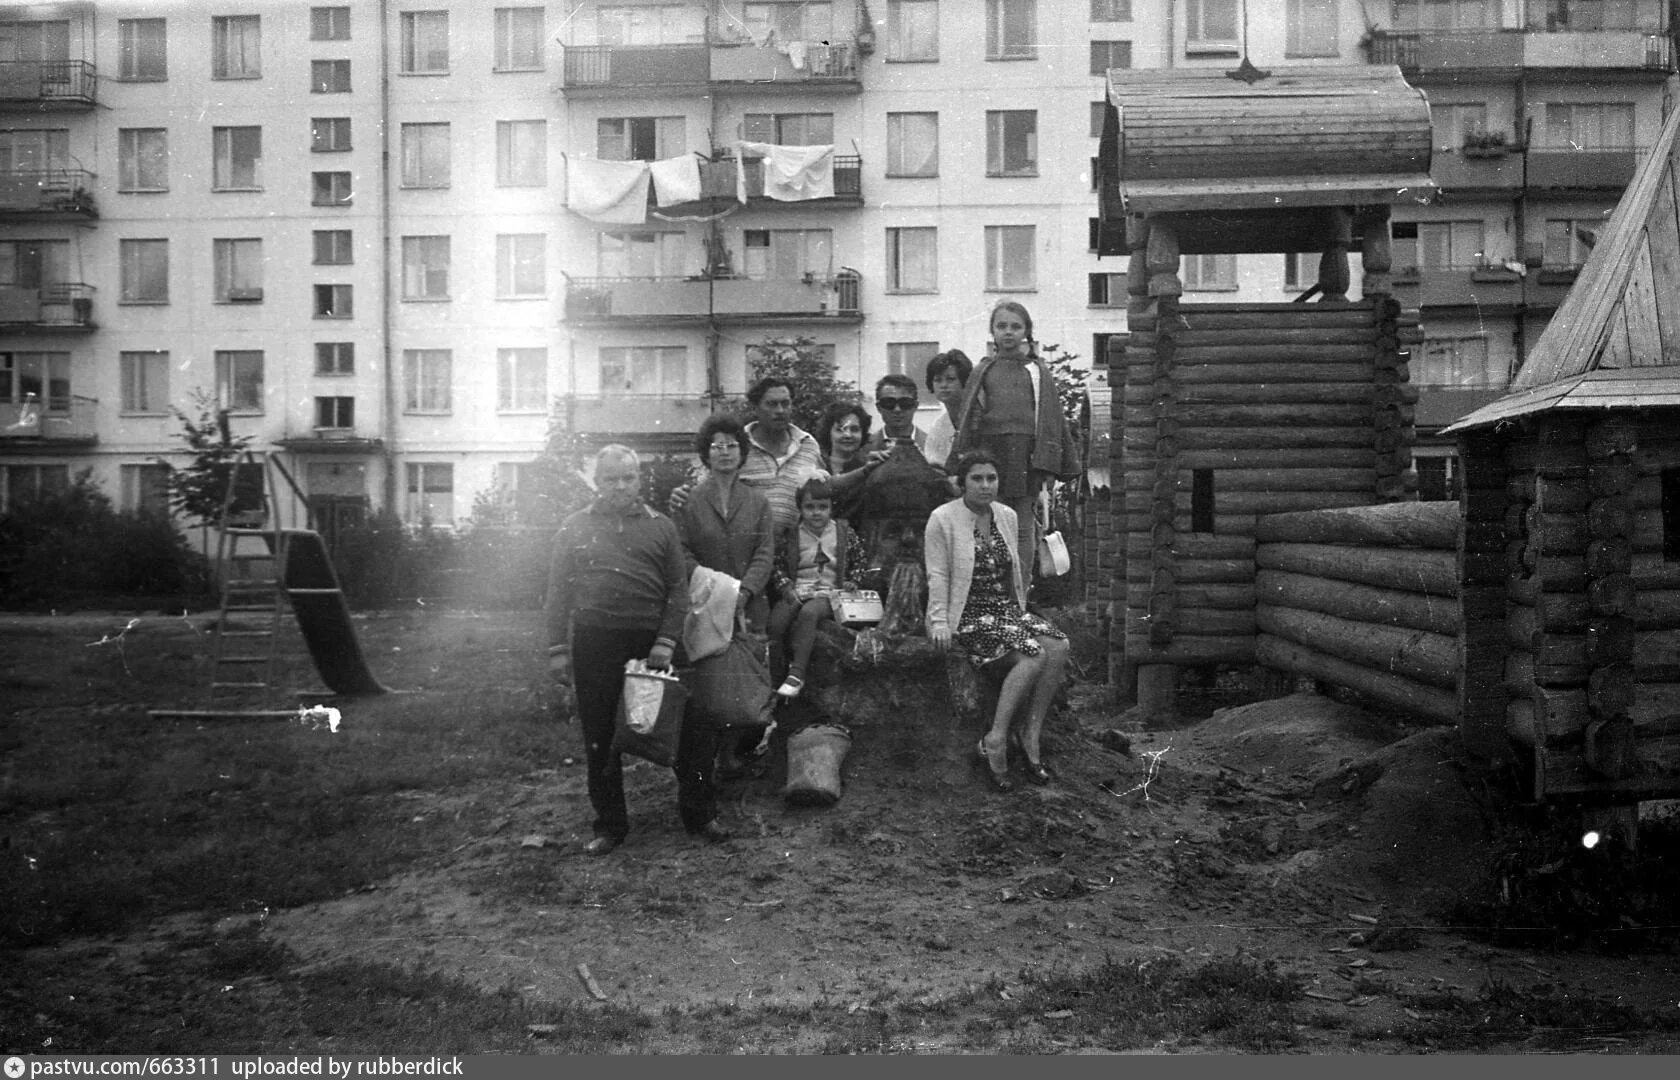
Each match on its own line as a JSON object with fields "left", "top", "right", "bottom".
{"left": 0, "top": 283, "right": 96, "bottom": 331}
{"left": 1368, "top": 29, "right": 1671, "bottom": 75}
{"left": 561, "top": 43, "right": 709, "bottom": 95}
{"left": 659, "top": 155, "right": 864, "bottom": 213}
{"left": 276, "top": 429, "right": 386, "bottom": 454}
{"left": 1527, "top": 146, "right": 1642, "bottom": 189}
{"left": 1525, "top": 265, "right": 1581, "bottom": 309}
{"left": 1404, "top": 265, "right": 1526, "bottom": 310}
{"left": 0, "top": 169, "right": 97, "bottom": 218}
{"left": 0, "top": 60, "right": 98, "bottom": 108}
{"left": 0, "top": 396, "right": 97, "bottom": 449}
{"left": 564, "top": 394, "right": 715, "bottom": 442}
{"left": 708, "top": 38, "right": 860, "bottom": 93}
{"left": 1430, "top": 151, "right": 1523, "bottom": 191}
{"left": 565, "top": 270, "right": 862, "bottom": 324}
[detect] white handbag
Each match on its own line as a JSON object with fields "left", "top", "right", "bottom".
{"left": 1036, "top": 490, "right": 1071, "bottom": 577}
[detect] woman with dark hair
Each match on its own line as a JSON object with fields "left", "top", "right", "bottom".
{"left": 813, "top": 399, "right": 875, "bottom": 522}
{"left": 949, "top": 301, "right": 1082, "bottom": 578}
{"left": 923, "top": 349, "right": 973, "bottom": 483}
{"left": 673, "top": 413, "right": 775, "bottom": 632}
{"left": 925, "top": 449, "right": 1069, "bottom": 792}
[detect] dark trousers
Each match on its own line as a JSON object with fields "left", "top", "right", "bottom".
{"left": 572, "top": 624, "right": 718, "bottom": 838}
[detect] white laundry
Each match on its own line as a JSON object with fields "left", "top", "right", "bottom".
{"left": 649, "top": 154, "right": 702, "bottom": 206}
{"left": 565, "top": 157, "right": 649, "bottom": 224}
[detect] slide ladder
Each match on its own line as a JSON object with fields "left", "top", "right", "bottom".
{"left": 208, "top": 452, "right": 289, "bottom": 703}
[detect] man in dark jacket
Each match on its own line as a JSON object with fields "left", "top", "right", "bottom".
{"left": 546, "top": 445, "right": 730, "bottom": 854}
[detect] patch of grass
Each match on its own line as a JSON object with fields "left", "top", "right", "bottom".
{"left": 1397, "top": 977, "right": 1680, "bottom": 1052}
{"left": 0, "top": 612, "right": 564, "bottom": 947}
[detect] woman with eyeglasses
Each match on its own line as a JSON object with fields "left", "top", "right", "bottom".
{"left": 926, "top": 449, "right": 1069, "bottom": 792}
{"left": 674, "top": 413, "right": 776, "bottom": 634}
{"left": 949, "top": 300, "right": 1083, "bottom": 581}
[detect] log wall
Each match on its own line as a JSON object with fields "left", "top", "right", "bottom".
{"left": 1253, "top": 503, "right": 1459, "bottom": 723}
{"left": 1114, "top": 301, "right": 1419, "bottom": 672}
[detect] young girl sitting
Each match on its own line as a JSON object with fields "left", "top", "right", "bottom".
{"left": 769, "top": 477, "right": 869, "bottom": 701}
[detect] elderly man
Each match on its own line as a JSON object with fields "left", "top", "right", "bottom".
{"left": 547, "top": 445, "right": 730, "bottom": 854}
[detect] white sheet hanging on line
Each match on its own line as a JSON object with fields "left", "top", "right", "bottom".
{"left": 648, "top": 154, "right": 702, "bottom": 207}
{"left": 735, "top": 142, "right": 835, "bottom": 201}
{"left": 565, "top": 156, "right": 650, "bottom": 224}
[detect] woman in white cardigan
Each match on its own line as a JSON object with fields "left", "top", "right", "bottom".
{"left": 925, "top": 449, "right": 1069, "bottom": 792}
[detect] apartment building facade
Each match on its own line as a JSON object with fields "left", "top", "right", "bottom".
{"left": 1, "top": 0, "right": 1672, "bottom": 527}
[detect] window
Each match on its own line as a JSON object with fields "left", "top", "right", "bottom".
{"left": 1283, "top": 251, "right": 1312, "bottom": 290}
{"left": 119, "top": 239, "right": 168, "bottom": 303}
{"left": 1431, "top": 103, "right": 1488, "bottom": 151}
{"left": 405, "top": 463, "right": 454, "bottom": 525}
{"left": 404, "top": 350, "right": 452, "bottom": 412}
{"left": 1544, "top": 218, "right": 1602, "bottom": 267}
{"left": 211, "top": 15, "right": 260, "bottom": 78}
{"left": 498, "top": 348, "right": 547, "bottom": 411}
{"left": 1087, "top": 272, "right": 1125, "bottom": 306}
{"left": 402, "top": 236, "right": 451, "bottom": 300}
{"left": 314, "top": 230, "right": 353, "bottom": 265}
{"left": 311, "top": 59, "right": 351, "bottom": 92}
{"left": 1417, "top": 220, "right": 1485, "bottom": 268}
{"left": 313, "top": 171, "right": 353, "bottom": 206}
{"left": 886, "top": 227, "right": 937, "bottom": 292}
{"left": 315, "top": 396, "right": 354, "bottom": 429}
{"left": 597, "top": 117, "right": 684, "bottom": 161}
{"left": 215, "top": 350, "right": 264, "bottom": 412}
{"left": 118, "top": 19, "right": 166, "bottom": 80}
{"left": 1416, "top": 335, "right": 1497, "bottom": 387}
{"left": 986, "top": 0, "right": 1036, "bottom": 59}
{"left": 1186, "top": 0, "right": 1238, "bottom": 51}
{"left": 986, "top": 111, "right": 1037, "bottom": 176}
{"left": 119, "top": 351, "right": 169, "bottom": 414}
{"left": 599, "top": 346, "right": 689, "bottom": 396}
{"left": 887, "top": 113, "right": 938, "bottom": 177}
{"left": 0, "top": 464, "right": 69, "bottom": 513}
{"left": 496, "top": 234, "right": 546, "bottom": 297}
{"left": 1090, "top": 102, "right": 1111, "bottom": 138}
{"left": 1092, "top": 0, "right": 1132, "bottom": 19}
{"left": 743, "top": 229, "right": 833, "bottom": 279}
{"left": 887, "top": 1, "right": 938, "bottom": 61}
{"left": 1182, "top": 253, "right": 1237, "bottom": 290}
{"left": 1414, "top": 451, "right": 1461, "bottom": 503}
{"left": 1191, "top": 469, "right": 1216, "bottom": 533}
{"left": 599, "top": 231, "right": 689, "bottom": 277}
{"left": 213, "top": 238, "right": 263, "bottom": 302}
{"left": 742, "top": 2, "right": 834, "bottom": 40}
{"left": 1537, "top": 0, "right": 1647, "bottom": 31}
{"left": 0, "top": 128, "right": 68, "bottom": 173}
{"left": 596, "top": 5, "right": 707, "bottom": 44}
{"left": 401, "top": 11, "right": 449, "bottom": 73}
{"left": 118, "top": 129, "right": 168, "bottom": 192}
{"left": 496, "top": 120, "right": 547, "bottom": 186}
{"left": 742, "top": 113, "right": 833, "bottom": 146}
{"left": 887, "top": 342, "right": 938, "bottom": 377}
{"left": 1286, "top": 0, "right": 1339, "bottom": 56}
{"left": 495, "top": 7, "right": 545, "bottom": 70}
{"left": 0, "top": 351, "right": 71, "bottom": 413}
{"left": 121, "top": 463, "right": 172, "bottom": 517}
{"left": 212, "top": 126, "right": 261, "bottom": 190}
{"left": 316, "top": 342, "right": 354, "bottom": 375}
{"left": 1539, "top": 102, "right": 1635, "bottom": 149}
{"left": 1093, "top": 331, "right": 1119, "bottom": 366}
{"left": 311, "top": 117, "right": 351, "bottom": 152}
{"left": 0, "top": 20, "right": 68, "bottom": 63}
{"left": 1090, "top": 40, "right": 1131, "bottom": 74}
{"left": 0, "top": 239, "right": 70, "bottom": 291}
{"left": 1392, "top": 0, "right": 1499, "bottom": 30}
{"left": 984, "top": 225, "right": 1035, "bottom": 290}
{"left": 311, "top": 7, "right": 350, "bottom": 41}
{"left": 314, "top": 284, "right": 353, "bottom": 318}
{"left": 401, "top": 123, "right": 450, "bottom": 187}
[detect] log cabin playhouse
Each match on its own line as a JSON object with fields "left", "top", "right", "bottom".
{"left": 1095, "top": 65, "right": 1680, "bottom": 815}
{"left": 1097, "top": 65, "right": 1435, "bottom": 720}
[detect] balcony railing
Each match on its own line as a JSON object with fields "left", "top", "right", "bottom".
{"left": 1369, "top": 28, "right": 1671, "bottom": 72}
{"left": 1403, "top": 265, "right": 1525, "bottom": 308}
{"left": 1430, "top": 150, "right": 1524, "bottom": 190}
{"left": 0, "top": 60, "right": 98, "bottom": 106}
{"left": 709, "top": 38, "right": 859, "bottom": 84}
{"left": 1527, "top": 145, "right": 1643, "bottom": 188}
{"left": 565, "top": 270, "right": 862, "bottom": 321}
{"left": 561, "top": 43, "right": 709, "bottom": 89}
{"left": 0, "top": 169, "right": 97, "bottom": 216}
{"left": 565, "top": 393, "right": 715, "bottom": 438}
{"left": 0, "top": 395, "right": 97, "bottom": 445}
{"left": 664, "top": 154, "right": 864, "bottom": 210}
{"left": 0, "top": 283, "right": 96, "bottom": 329}
{"left": 561, "top": 38, "right": 860, "bottom": 92}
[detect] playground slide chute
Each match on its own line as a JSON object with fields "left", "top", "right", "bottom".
{"left": 282, "top": 529, "right": 388, "bottom": 695}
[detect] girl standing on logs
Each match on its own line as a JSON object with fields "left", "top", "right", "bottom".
{"left": 925, "top": 450, "right": 1069, "bottom": 792}
{"left": 949, "top": 301, "right": 1082, "bottom": 580}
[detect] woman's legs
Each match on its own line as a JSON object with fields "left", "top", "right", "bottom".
{"left": 1020, "top": 636, "right": 1070, "bottom": 764}
{"left": 982, "top": 650, "right": 1044, "bottom": 759}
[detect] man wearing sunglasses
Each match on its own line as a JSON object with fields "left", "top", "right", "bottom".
{"left": 865, "top": 374, "right": 929, "bottom": 459}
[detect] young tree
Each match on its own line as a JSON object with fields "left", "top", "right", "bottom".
{"left": 731, "top": 335, "right": 861, "bottom": 434}
{"left": 156, "top": 390, "right": 255, "bottom": 559}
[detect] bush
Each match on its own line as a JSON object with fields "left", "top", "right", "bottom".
{"left": 331, "top": 510, "right": 461, "bottom": 610}
{"left": 0, "top": 472, "right": 208, "bottom": 610}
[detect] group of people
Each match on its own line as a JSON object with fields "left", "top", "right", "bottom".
{"left": 545, "top": 301, "right": 1084, "bottom": 854}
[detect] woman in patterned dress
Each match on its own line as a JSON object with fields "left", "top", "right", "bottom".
{"left": 924, "top": 450, "right": 1069, "bottom": 792}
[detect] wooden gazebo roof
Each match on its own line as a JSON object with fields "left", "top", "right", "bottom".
{"left": 1445, "top": 105, "right": 1680, "bottom": 434}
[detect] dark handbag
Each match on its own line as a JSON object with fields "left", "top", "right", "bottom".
{"left": 683, "top": 632, "right": 775, "bottom": 731}
{"left": 610, "top": 668, "right": 688, "bottom": 766}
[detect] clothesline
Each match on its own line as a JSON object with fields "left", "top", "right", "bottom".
{"left": 562, "top": 142, "right": 838, "bottom": 224}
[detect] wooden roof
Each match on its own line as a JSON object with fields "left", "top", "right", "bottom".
{"left": 1445, "top": 105, "right": 1680, "bottom": 433}
{"left": 1104, "top": 65, "right": 1434, "bottom": 214}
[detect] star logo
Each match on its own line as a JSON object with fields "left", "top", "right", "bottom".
{"left": 5, "top": 1056, "right": 27, "bottom": 1079}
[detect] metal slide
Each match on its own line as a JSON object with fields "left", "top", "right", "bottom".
{"left": 281, "top": 528, "right": 388, "bottom": 696}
